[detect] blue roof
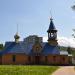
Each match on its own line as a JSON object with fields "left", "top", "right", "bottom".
{"left": 1, "top": 41, "right": 60, "bottom": 56}
{"left": 47, "top": 19, "right": 57, "bottom": 32}
{"left": 2, "top": 42, "right": 34, "bottom": 55}
{"left": 42, "top": 43, "right": 60, "bottom": 55}
{"left": 0, "top": 42, "right": 16, "bottom": 55}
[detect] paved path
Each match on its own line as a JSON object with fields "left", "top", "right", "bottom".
{"left": 52, "top": 66, "right": 75, "bottom": 75}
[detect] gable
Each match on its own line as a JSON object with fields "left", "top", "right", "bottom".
{"left": 32, "top": 43, "right": 42, "bottom": 53}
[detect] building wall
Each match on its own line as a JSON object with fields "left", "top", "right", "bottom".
{"left": 2, "top": 54, "right": 28, "bottom": 65}
{"left": 47, "top": 55, "right": 70, "bottom": 65}
{"left": 28, "top": 55, "right": 70, "bottom": 65}
{"left": 59, "top": 55, "right": 70, "bottom": 65}
{"left": 2, "top": 53, "right": 71, "bottom": 65}
{"left": 24, "top": 35, "right": 43, "bottom": 44}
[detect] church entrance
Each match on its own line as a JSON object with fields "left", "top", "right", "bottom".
{"left": 34, "top": 56, "right": 40, "bottom": 64}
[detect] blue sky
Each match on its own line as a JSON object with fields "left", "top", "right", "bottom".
{"left": 0, "top": 0, "right": 75, "bottom": 43}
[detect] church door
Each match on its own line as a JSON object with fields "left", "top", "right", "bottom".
{"left": 35, "top": 56, "right": 40, "bottom": 64}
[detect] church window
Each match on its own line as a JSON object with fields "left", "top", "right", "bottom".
{"left": 28, "top": 56, "right": 31, "bottom": 62}
{"left": 45, "top": 56, "right": 47, "bottom": 62}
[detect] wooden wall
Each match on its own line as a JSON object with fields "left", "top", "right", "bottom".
{"left": 2, "top": 54, "right": 28, "bottom": 65}
{"left": 2, "top": 54, "right": 71, "bottom": 65}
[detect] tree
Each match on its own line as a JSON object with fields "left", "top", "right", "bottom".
{"left": 67, "top": 46, "right": 72, "bottom": 54}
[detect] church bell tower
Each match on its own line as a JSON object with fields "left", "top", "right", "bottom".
{"left": 47, "top": 17, "right": 58, "bottom": 46}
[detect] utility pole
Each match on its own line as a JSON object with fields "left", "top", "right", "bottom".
{"left": 71, "top": 5, "right": 75, "bottom": 67}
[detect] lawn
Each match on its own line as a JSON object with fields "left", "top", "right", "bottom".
{"left": 0, "top": 65, "right": 59, "bottom": 75}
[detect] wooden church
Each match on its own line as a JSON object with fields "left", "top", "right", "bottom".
{"left": 0, "top": 18, "right": 72, "bottom": 65}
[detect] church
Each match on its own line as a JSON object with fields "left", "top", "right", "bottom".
{"left": 0, "top": 17, "right": 72, "bottom": 65}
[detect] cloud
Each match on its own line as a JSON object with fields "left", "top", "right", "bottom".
{"left": 43, "top": 36, "right": 75, "bottom": 48}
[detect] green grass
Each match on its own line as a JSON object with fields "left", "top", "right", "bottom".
{"left": 0, "top": 65, "right": 59, "bottom": 75}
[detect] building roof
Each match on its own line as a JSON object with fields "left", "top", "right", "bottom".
{"left": 47, "top": 18, "right": 57, "bottom": 32}
{"left": 2, "top": 42, "right": 34, "bottom": 55}
{"left": 0, "top": 41, "right": 60, "bottom": 56}
{"left": 60, "top": 51, "right": 68, "bottom": 55}
{"left": 42, "top": 43, "right": 60, "bottom": 55}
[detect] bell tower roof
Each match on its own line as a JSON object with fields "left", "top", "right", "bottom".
{"left": 47, "top": 17, "right": 57, "bottom": 32}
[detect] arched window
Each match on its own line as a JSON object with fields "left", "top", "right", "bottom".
{"left": 51, "top": 33, "right": 54, "bottom": 37}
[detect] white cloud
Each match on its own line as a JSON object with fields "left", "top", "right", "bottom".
{"left": 43, "top": 36, "right": 75, "bottom": 48}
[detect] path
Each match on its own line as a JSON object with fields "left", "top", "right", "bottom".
{"left": 52, "top": 66, "right": 75, "bottom": 75}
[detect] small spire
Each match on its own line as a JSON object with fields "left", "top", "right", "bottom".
{"left": 17, "top": 24, "right": 18, "bottom": 34}
{"left": 50, "top": 17, "right": 53, "bottom": 21}
{"left": 14, "top": 24, "right": 20, "bottom": 43}
{"left": 47, "top": 12, "right": 57, "bottom": 33}
{"left": 15, "top": 24, "right": 19, "bottom": 36}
